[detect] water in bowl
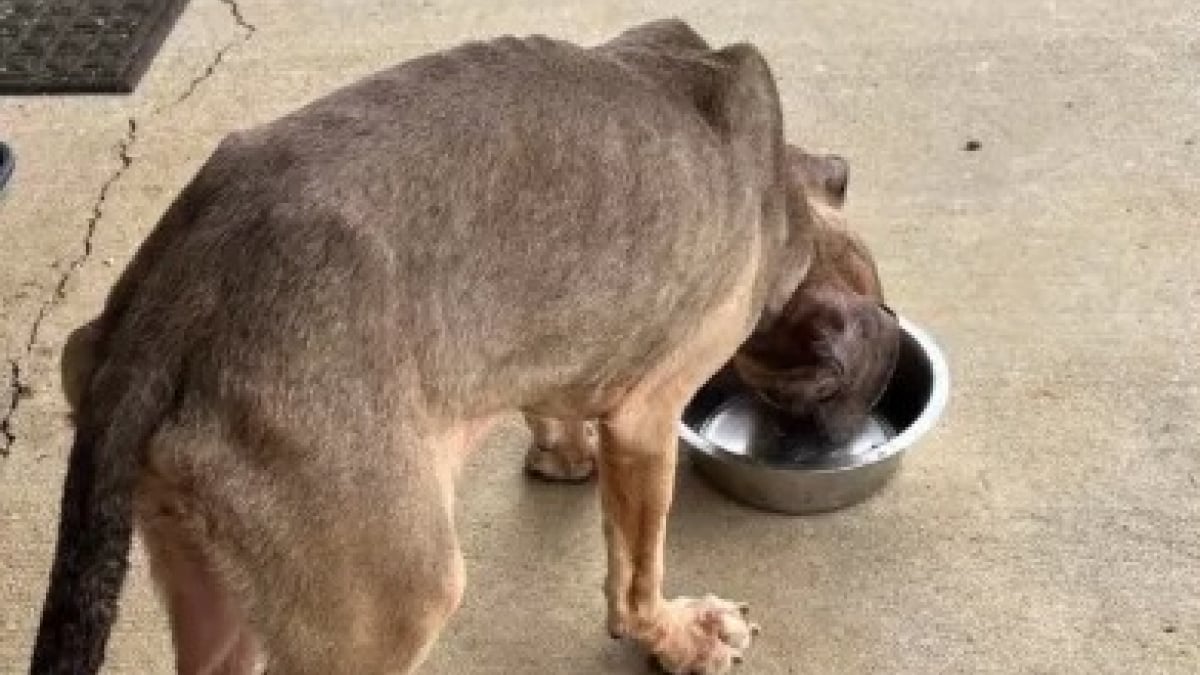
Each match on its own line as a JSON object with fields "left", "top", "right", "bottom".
{"left": 698, "top": 393, "right": 896, "bottom": 467}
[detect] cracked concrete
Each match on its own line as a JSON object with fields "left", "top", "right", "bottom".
{"left": 163, "top": 0, "right": 256, "bottom": 110}
{"left": 0, "top": 119, "right": 136, "bottom": 457}
{"left": 1, "top": 360, "right": 21, "bottom": 452}
{"left": 2, "top": 0, "right": 1198, "bottom": 673}
{"left": 0, "top": 0, "right": 253, "bottom": 458}
{"left": 218, "top": 0, "right": 256, "bottom": 35}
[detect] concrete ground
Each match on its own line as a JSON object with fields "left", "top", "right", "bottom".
{"left": 2, "top": 0, "right": 1197, "bottom": 672}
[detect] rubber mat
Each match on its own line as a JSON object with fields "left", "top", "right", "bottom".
{"left": 0, "top": 0, "right": 191, "bottom": 94}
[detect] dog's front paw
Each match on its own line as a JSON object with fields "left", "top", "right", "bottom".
{"left": 638, "top": 595, "right": 759, "bottom": 675}
{"left": 523, "top": 443, "right": 596, "bottom": 482}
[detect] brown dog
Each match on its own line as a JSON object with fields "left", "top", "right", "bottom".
{"left": 31, "top": 19, "right": 897, "bottom": 675}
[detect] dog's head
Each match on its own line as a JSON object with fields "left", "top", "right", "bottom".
{"left": 734, "top": 146, "right": 900, "bottom": 443}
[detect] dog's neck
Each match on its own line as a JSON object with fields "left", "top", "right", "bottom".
{"left": 752, "top": 184, "right": 818, "bottom": 336}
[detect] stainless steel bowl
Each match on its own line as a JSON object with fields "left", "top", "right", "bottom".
{"left": 679, "top": 316, "right": 949, "bottom": 515}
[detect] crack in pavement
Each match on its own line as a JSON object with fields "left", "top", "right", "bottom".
{"left": 1, "top": 360, "right": 21, "bottom": 453}
{"left": 1, "top": 0, "right": 258, "bottom": 457}
{"left": 219, "top": 0, "right": 257, "bottom": 35}
{"left": 0, "top": 119, "right": 137, "bottom": 457}
{"left": 164, "top": 0, "right": 257, "bottom": 109}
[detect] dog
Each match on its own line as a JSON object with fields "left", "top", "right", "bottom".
{"left": 31, "top": 19, "right": 898, "bottom": 675}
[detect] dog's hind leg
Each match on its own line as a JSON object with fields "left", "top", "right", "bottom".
{"left": 141, "top": 518, "right": 261, "bottom": 675}
{"left": 140, "top": 414, "right": 471, "bottom": 675}
{"left": 522, "top": 413, "right": 598, "bottom": 482}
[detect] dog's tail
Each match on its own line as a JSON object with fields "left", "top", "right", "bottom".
{"left": 30, "top": 324, "right": 176, "bottom": 674}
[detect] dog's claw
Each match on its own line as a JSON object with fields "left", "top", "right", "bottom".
{"left": 750, "top": 623, "right": 761, "bottom": 636}
{"left": 737, "top": 602, "right": 750, "bottom": 617}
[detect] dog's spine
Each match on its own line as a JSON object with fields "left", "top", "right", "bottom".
{"left": 29, "top": 370, "right": 173, "bottom": 674}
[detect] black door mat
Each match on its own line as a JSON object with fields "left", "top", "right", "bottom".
{"left": 0, "top": 0, "right": 192, "bottom": 94}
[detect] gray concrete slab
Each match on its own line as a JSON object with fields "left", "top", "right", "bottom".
{"left": 1, "top": 0, "right": 1197, "bottom": 672}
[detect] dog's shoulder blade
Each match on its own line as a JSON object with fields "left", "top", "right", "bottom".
{"left": 705, "top": 44, "right": 784, "bottom": 164}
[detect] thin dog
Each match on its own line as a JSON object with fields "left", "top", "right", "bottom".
{"left": 32, "top": 19, "right": 898, "bottom": 675}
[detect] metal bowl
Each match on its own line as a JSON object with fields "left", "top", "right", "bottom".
{"left": 678, "top": 316, "right": 949, "bottom": 514}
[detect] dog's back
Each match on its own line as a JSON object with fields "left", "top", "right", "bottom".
{"left": 111, "top": 28, "right": 788, "bottom": 419}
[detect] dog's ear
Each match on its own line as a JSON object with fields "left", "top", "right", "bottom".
{"left": 815, "top": 154, "right": 848, "bottom": 206}
{"left": 785, "top": 145, "right": 849, "bottom": 208}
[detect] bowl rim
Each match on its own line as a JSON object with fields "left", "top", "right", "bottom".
{"left": 678, "top": 315, "right": 950, "bottom": 474}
